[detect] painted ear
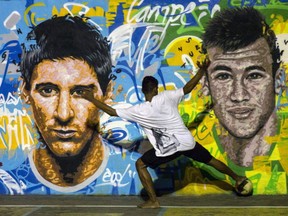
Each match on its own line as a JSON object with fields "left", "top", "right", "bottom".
{"left": 275, "top": 68, "right": 285, "bottom": 95}
{"left": 20, "top": 80, "right": 31, "bottom": 104}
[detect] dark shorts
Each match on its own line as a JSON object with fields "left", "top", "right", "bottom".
{"left": 141, "top": 142, "right": 213, "bottom": 169}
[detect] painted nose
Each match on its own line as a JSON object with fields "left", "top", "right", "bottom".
{"left": 54, "top": 92, "right": 74, "bottom": 123}
{"left": 230, "top": 81, "right": 250, "bottom": 102}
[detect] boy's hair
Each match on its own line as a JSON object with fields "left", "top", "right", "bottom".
{"left": 20, "top": 15, "right": 112, "bottom": 94}
{"left": 202, "top": 7, "right": 281, "bottom": 76}
{"left": 142, "top": 76, "right": 158, "bottom": 94}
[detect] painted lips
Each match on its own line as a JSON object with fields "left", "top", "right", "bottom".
{"left": 54, "top": 130, "right": 76, "bottom": 139}
{"left": 227, "top": 107, "right": 254, "bottom": 119}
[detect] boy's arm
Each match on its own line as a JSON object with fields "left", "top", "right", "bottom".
{"left": 183, "top": 59, "right": 210, "bottom": 95}
{"left": 81, "top": 90, "right": 118, "bottom": 117}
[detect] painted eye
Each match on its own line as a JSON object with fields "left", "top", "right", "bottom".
{"left": 72, "top": 89, "right": 84, "bottom": 96}
{"left": 215, "top": 73, "right": 232, "bottom": 80}
{"left": 246, "top": 73, "right": 263, "bottom": 80}
{"left": 39, "top": 87, "right": 57, "bottom": 97}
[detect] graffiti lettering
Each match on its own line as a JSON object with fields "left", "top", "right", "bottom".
{"left": 16, "top": 28, "right": 22, "bottom": 35}
{"left": 128, "top": 0, "right": 196, "bottom": 27}
{"left": 109, "top": 73, "right": 117, "bottom": 80}
{"left": 1, "top": 52, "right": 7, "bottom": 63}
{"left": 228, "top": 0, "right": 271, "bottom": 7}
{"left": 100, "top": 164, "right": 136, "bottom": 187}
{"left": 109, "top": 24, "right": 165, "bottom": 77}
{"left": 0, "top": 109, "right": 34, "bottom": 151}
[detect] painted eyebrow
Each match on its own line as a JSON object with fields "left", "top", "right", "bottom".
{"left": 71, "top": 84, "right": 96, "bottom": 91}
{"left": 35, "top": 82, "right": 58, "bottom": 90}
{"left": 211, "top": 65, "right": 232, "bottom": 73}
{"left": 245, "top": 65, "right": 266, "bottom": 72}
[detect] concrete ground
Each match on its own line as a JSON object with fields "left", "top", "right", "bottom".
{"left": 0, "top": 194, "right": 288, "bottom": 216}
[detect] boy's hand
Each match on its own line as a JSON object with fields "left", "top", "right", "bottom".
{"left": 196, "top": 57, "right": 210, "bottom": 74}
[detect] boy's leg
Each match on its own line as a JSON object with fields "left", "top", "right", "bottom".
{"left": 184, "top": 143, "right": 248, "bottom": 189}
{"left": 207, "top": 157, "right": 247, "bottom": 187}
{"left": 135, "top": 158, "right": 160, "bottom": 208}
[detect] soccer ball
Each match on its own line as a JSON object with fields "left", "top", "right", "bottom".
{"left": 235, "top": 178, "right": 253, "bottom": 196}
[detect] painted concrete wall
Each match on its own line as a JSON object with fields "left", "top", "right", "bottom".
{"left": 0, "top": 0, "right": 287, "bottom": 195}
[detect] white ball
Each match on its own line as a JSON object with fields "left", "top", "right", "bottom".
{"left": 235, "top": 178, "right": 253, "bottom": 196}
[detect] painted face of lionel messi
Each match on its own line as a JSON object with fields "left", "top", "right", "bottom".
{"left": 23, "top": 58, "right": 105, "bottom": 157}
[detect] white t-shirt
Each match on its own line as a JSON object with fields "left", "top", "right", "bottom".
{"left": 116, "top": 88, "right": 195, "bottom": 157}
